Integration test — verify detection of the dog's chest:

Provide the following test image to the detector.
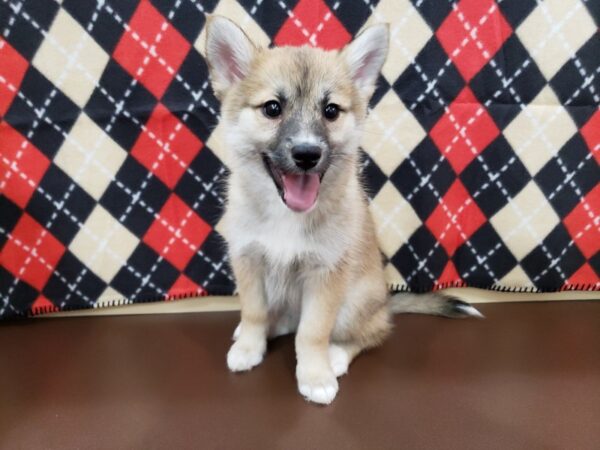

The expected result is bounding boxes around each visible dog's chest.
[263,261,303,308]
[227,205,345,268]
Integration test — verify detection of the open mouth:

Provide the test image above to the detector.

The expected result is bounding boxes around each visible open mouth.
[262,154,321,213]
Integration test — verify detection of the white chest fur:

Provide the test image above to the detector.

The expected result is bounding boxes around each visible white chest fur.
[224,197,350,270]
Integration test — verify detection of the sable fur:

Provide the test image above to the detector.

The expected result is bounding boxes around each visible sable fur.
[205,16,481,405]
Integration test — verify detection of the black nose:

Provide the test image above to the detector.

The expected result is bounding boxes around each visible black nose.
[291,144,321,170]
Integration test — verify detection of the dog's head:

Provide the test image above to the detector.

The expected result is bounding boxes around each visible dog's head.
[205,16,388,213]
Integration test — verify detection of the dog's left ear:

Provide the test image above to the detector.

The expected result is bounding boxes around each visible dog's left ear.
[205,15,256,98]
[341,24,389,98]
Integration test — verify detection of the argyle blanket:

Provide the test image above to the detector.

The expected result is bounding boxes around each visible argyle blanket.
[0,0,598,319]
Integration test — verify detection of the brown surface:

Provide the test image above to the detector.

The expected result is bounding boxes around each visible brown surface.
[1,301,599,450]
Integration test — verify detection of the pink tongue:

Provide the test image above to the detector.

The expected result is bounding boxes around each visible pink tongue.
[282,174,320,212]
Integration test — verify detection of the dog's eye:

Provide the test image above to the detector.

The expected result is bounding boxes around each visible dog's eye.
[323,103,340,121]
[263,100,282,118]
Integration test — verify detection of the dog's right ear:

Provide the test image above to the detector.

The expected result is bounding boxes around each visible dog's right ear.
[205,15,256,98]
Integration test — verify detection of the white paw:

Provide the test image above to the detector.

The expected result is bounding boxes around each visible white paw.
[226,340,265,372]
[329,344,350,377]
[297,369,339,405]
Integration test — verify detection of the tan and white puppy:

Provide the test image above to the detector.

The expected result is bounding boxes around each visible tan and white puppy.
[205,16,482,405]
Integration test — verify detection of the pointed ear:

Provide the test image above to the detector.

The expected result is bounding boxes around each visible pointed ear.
[205,16,256,98]
[341,24,389,98]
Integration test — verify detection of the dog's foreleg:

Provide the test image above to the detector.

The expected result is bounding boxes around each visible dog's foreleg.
[227,253,268,372]
[295,270,345,405]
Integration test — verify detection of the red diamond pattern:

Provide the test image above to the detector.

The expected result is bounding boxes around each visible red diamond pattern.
[430,87,500,174]
[426,180,486,256]
[168,274,204,299]
[436,0,512,82]
[0,214,65,291]
[0,0,598,318]
[131,104,202,189]
[274,0,351,50]
[113,0,190,98]
[143,194,211,271]
[567,264,598,285]
[581,110,600,164]
[0,122,50,208]
[564,185,600,260]
[0,39,28,117]
[437,260,461,285]
[31,294,55,312]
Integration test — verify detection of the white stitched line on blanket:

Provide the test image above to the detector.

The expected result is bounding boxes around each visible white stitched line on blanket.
[363,1,501,282]
[101,2,215,112]
[122,0,215,297]
[47,0,214,114]
[2,0,224,200]
[537,0,599,103]
[431,3,597,282]
[0,102,232,312]
[366,0,583,163]
[452,2,569,282]
[369,0,594,285]
[0,2,231,296]
[0,0,26,194]
[238,0,262,29]
[370,198,437,282]
[310,1,340,47]
[59,2,182,306]
[0,1,105,313]
[364,0,586,163]
[453,2,598,281]
[367,0,596,283]
[130,168,226,298]
[363,0,500,155]
[248,0,264,16]
[453,152,597,282]
[1,3,115,311]
[366,4,501,282]
[1,0,20,38]
[0,151,232,285]
[2,158,233,295]
[0,5,224,202]
[277,1,311,40]
[0,226,94,306]
[402,1,594,283]
[185,0,205,14]
[0,91,229,276]
[0,221,174,303]
[46,2,107,308]
[52,0,229,303]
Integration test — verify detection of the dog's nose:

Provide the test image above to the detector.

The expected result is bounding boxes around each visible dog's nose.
[291,144,321,170]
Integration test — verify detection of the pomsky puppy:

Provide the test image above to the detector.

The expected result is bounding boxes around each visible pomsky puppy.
[205,16,482,405]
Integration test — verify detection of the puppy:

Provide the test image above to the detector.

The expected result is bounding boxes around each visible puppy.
[205,16,482,405]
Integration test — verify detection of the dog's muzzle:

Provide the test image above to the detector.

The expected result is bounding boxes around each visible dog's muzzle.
[262,154,323,213]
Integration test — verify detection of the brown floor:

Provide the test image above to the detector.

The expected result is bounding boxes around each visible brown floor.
[1,301,599,450]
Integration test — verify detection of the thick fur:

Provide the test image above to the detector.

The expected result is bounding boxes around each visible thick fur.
[206,16,481,405]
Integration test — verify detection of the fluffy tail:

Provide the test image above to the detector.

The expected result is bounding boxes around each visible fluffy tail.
[390,292,484,319]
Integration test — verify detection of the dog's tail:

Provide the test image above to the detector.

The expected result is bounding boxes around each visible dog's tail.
[390,292,484,319]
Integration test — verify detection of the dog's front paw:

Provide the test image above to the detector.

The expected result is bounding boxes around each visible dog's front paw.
[227,340,265,372]
[297,366,339,405]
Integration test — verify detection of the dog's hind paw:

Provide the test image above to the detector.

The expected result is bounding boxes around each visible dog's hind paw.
[329,344,350,377]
